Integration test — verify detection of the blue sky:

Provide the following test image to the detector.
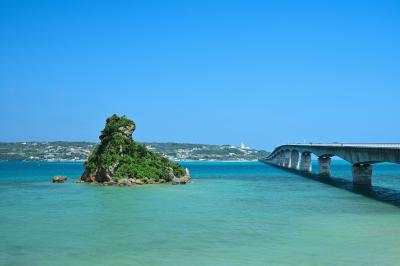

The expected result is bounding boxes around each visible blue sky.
[1,0,399,150]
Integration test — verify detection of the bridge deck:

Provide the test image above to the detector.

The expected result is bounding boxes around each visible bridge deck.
[261,143,400,186]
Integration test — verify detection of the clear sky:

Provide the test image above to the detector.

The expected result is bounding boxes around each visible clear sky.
[1,0,399,150]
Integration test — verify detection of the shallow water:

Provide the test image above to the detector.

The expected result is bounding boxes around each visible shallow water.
[1,161,400,266]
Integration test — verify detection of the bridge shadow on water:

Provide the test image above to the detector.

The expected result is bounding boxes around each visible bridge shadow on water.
[269,164,400,208]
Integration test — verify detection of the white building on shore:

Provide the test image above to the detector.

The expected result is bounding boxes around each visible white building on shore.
[240,142,250,150]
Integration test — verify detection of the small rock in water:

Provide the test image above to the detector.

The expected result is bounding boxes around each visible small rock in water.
[52,176,68,183]
[147,179,156,184]
[171,168,192,185]
[117,179,131,186]
[134,179,144,185]
[103,181,116,186]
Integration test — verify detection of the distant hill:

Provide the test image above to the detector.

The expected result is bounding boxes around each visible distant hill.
[0,141,269,162]
[145,142,269,161]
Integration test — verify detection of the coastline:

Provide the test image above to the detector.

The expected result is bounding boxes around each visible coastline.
[177,160,259,163]
[0,159,260,163]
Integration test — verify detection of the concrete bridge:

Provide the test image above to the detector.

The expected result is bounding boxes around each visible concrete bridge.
[260,144,400,186]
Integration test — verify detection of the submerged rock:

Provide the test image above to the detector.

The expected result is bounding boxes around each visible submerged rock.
[52,176,68,183]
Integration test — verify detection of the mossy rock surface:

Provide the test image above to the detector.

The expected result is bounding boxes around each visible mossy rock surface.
[81,115,185,183]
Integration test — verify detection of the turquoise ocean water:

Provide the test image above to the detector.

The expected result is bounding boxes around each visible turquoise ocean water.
[1,161,400,266]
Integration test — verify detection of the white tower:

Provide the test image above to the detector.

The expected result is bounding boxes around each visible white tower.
[240,142,245,149]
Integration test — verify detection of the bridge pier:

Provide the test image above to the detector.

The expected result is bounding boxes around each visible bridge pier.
[278,151,284,167]
[284,150,291,168]
[291,150,300,170]
[300,152,312,172]
[352,164,372,186]
[279,157,284,167]
[318,156,331,177]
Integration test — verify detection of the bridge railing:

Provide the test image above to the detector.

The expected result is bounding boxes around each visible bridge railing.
[288,143,400,148]
[263,143,400,160]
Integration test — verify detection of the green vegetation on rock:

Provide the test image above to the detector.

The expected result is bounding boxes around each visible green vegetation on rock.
[81,115,185,183]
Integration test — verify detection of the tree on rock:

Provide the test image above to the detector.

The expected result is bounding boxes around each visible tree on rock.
[80,114,186,183]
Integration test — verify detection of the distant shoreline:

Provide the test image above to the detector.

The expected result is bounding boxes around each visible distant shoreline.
[0,160,260,163]
[0,142,269,162]
[177,160,259,163]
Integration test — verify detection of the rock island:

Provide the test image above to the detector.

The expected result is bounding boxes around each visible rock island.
[80,115,191,186]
